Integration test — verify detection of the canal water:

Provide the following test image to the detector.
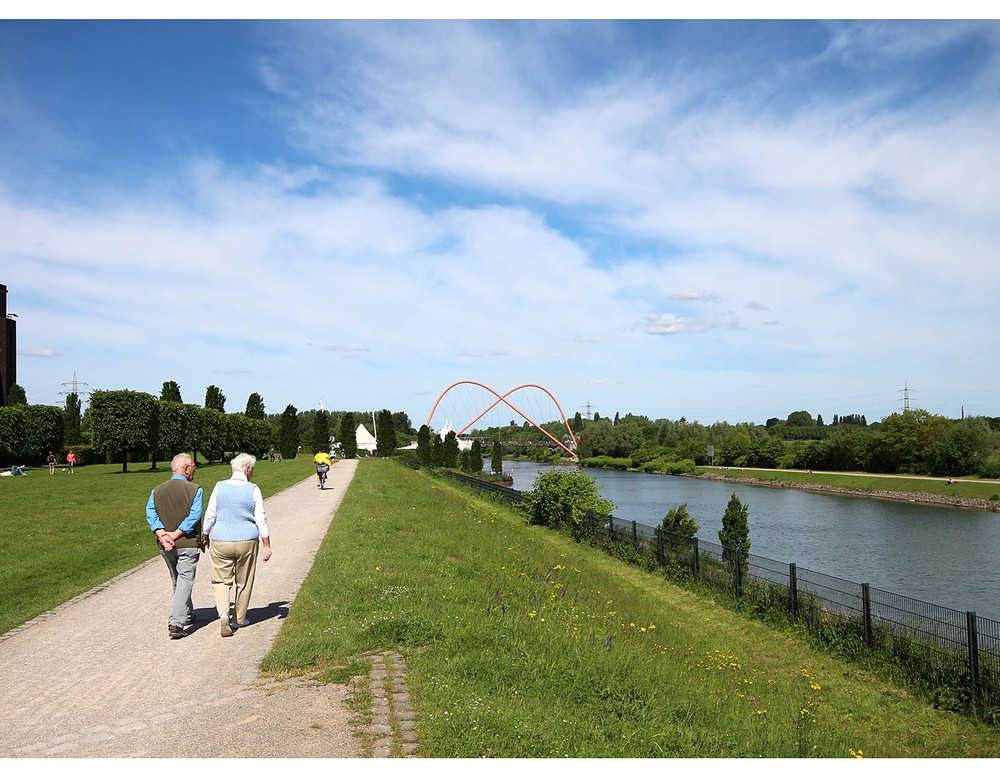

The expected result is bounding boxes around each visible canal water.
[503,461,1000,622]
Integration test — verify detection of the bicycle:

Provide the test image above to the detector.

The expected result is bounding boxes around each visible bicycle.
[317,463,329,490]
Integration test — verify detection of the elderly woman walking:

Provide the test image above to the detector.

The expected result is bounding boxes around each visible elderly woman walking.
[202,453,273,637]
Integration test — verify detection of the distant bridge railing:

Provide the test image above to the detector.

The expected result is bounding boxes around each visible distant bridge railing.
[439,468,1000,721]
[469,440,565,448]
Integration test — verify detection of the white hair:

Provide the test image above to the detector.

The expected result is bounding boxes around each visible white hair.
[230,453,257,473]
[170,453,193,473]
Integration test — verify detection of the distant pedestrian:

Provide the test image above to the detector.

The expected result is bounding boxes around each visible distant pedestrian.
[145,453,205,639]
[202,453,272,637]
[47,451,56,475]
[66,449,76,473]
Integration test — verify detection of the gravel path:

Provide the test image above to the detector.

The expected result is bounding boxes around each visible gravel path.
[0,459,376,759]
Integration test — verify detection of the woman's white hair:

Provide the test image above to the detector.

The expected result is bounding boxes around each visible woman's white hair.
[230,452,257,473]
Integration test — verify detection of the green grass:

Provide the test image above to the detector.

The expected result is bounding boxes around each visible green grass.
[262,459,1000,757]
[699,466,1000,501]
[0,456,314,636]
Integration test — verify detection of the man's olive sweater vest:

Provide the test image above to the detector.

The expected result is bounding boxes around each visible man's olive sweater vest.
[153,478,202,549]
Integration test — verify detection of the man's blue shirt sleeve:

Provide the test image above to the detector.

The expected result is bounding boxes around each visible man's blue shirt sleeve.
[145,489,163,533]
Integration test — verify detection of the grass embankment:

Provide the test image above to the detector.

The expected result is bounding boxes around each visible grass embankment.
[698,467,1000,506]
[0,457,313,636]
[262,459,1000,757]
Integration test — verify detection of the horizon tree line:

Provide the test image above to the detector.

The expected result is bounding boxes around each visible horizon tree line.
[0,380,416,469]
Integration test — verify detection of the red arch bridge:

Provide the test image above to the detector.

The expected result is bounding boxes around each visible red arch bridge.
[425,380,580,460]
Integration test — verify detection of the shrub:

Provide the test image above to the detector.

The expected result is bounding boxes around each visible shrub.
[519,469,615,532]
[393,450,422,470]
[977,455,1000,480]
[60,445,100,467]
[578,456,631,470]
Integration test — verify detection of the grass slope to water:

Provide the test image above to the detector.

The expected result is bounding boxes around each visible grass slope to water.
[0,457,314,636]
[263,459,1000,758]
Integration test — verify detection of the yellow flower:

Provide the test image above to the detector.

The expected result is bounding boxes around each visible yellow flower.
[850,748,864,759]
[375,566,381,571]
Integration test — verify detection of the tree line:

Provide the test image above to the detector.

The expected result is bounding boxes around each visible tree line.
[0,381,416,470]
[474,408,1000,479]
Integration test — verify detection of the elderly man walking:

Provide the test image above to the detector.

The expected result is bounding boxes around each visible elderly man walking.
[146,453,204,639]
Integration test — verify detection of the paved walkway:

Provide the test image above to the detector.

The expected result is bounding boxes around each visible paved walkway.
[0,459,382,759]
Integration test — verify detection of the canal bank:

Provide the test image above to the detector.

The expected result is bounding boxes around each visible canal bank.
[695,471,1000,512]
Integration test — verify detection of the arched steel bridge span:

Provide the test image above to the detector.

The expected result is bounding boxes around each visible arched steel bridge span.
[426,380,579,460]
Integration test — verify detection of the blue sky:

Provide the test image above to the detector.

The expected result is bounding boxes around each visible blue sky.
[3,16,1000,430]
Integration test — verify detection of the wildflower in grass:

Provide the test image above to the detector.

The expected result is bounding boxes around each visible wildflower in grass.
[528,610,537,619]
[810,682,821,691]
[850,748,864,758]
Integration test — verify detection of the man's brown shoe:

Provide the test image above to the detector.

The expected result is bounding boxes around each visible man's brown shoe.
[168,625,186,639]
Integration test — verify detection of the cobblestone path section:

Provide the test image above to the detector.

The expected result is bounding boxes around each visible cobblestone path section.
[367,650,420,758]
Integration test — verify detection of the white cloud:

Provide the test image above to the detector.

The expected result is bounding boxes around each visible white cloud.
[642,314,720,336]
[670,288,723,304]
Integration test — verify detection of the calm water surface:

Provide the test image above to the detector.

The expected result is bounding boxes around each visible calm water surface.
[504,461,1000,621]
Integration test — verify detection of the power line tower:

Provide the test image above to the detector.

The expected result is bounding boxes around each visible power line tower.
[899,382,911,413]
[60,371,91,400]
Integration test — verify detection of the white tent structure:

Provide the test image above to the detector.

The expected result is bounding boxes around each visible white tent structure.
[356,423,378,454]
[438,423,473,451]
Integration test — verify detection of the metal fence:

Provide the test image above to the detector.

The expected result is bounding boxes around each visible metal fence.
[442,469,1000,716]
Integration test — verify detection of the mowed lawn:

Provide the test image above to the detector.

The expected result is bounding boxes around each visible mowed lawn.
[0,456,313,637]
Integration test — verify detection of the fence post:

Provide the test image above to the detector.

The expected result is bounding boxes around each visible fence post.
[861,583,873,648]
[691,537,700,582]
[656,527,664,566]
[735,549,743,598]
[632,520,638,549]
[789,563,798,618]
[967,611,980,714]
